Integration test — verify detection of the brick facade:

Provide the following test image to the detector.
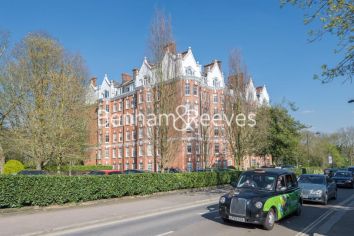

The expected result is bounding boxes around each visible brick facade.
[87,44,271,171]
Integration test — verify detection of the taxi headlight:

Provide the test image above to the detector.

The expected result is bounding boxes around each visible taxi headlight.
[220,197,226,204]
[255,201,263,209]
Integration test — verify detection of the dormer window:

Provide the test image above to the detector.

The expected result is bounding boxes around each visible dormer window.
[143,76,151,86]
[213,78,220,88]
[185,67,194,76]
[104,90,110,98]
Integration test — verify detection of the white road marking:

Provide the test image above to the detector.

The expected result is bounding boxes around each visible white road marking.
[156,231,174,236]
[295,195,354,236]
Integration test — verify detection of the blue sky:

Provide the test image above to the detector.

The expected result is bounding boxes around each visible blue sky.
[1,0,353,133]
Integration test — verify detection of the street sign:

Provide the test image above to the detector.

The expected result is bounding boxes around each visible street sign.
[328,155,332,164]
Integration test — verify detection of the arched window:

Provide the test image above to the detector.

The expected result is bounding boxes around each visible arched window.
[213,78,220,88]
[143,76,151,85]
[185,67,194,76]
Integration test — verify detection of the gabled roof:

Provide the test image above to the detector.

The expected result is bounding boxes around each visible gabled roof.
[256,86,263,94]
[181,50,188,58]
[203,60,221,74]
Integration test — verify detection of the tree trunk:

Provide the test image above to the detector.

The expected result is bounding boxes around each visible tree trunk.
[36,161,42,170]
[0,144,5,174]
[69,161,72,176]
[57,162,61,175]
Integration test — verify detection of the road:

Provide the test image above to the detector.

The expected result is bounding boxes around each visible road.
[58,188,354,236]
[1,187,353,236]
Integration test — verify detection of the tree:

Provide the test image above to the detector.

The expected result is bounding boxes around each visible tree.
[2,33,89,170]
[199,91,212,169]
[266,106,304,165]
[334,127,354,165]
[251,106,272,160]
[282,0,353,83]
[0,30,10,174]
[224,49,255,169]
[147,9,180,172]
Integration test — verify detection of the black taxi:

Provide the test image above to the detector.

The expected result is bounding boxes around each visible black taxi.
[219,168,302,230]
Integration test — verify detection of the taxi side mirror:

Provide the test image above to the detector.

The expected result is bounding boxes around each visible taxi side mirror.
[231,181,237,188]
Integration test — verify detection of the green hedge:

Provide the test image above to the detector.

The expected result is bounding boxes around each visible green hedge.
[0,171,240,208]
[44,165,113,172]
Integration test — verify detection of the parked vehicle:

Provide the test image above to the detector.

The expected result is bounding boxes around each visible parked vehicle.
[17,170,48,175]
[164,168,183,173]
[347,166,354,176]
[332,171,354,188]
[123,169,146,174]
[219,169,301,230]
[323,168,338,178]
[87,170,122,175]
[298,174,336,205]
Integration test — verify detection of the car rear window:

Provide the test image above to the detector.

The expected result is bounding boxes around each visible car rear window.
[334,172,351,177]
[298,175,325,184]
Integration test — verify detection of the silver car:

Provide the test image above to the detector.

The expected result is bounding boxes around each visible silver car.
[298,174,337,205]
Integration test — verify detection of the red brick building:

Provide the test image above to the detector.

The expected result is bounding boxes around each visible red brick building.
[86,44,271,171]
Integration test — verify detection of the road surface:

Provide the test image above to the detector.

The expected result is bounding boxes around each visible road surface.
[1,187,353,236]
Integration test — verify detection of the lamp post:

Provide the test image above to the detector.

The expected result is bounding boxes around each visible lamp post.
[306,132,310,167]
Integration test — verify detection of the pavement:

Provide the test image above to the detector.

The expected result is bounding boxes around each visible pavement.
[0,186,353,236]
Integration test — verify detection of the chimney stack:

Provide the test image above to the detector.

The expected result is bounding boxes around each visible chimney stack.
[163,42,176,54]
[121,73,132,83]
[132,68,139,80]
[90,77,97,87]
[216,60,222,71]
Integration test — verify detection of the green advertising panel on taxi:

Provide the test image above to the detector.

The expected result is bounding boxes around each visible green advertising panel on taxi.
[219,168,302,230]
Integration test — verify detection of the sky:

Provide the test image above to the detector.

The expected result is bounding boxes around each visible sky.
[1,0,353,133]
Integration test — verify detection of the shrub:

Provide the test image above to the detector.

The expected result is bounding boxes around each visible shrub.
[0,171,240,208]
[3,160,25,175]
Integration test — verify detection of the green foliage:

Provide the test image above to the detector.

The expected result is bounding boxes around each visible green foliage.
[327,144,347,167]
[297,131,349,168]
[282,0,353,83]
[44,165,113,172]
[0,171,241,208]
[294,167,324,176]
[3,160,24,175]
[265,106,304,165]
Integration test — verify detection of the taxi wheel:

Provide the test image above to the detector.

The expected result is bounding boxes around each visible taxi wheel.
[263,208,275,230]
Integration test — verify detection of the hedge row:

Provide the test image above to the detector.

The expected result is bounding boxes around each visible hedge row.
[0,171,240,208]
